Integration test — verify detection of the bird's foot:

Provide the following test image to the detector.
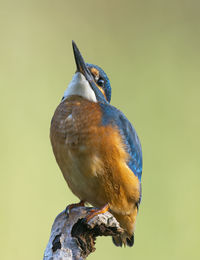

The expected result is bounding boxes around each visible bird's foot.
[65,200,85,217]
[84,203,110,223]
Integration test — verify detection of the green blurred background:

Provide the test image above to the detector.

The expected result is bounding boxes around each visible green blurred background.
[1,0,200,259]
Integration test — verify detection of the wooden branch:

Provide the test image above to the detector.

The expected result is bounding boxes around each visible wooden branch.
[43,207,124,260]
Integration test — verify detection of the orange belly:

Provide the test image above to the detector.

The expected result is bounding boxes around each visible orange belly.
[50,96,140,234]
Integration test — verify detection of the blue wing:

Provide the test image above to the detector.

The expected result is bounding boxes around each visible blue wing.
[100,103,142,182]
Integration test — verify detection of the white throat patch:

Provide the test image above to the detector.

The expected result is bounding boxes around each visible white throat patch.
[62,72,97,102]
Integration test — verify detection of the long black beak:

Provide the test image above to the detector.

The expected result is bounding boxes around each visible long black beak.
[72,41,93,82]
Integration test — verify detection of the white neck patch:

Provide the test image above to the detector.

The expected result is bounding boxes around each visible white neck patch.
[62,72,97,102]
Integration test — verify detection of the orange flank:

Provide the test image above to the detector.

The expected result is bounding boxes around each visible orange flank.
[50,96,140,236]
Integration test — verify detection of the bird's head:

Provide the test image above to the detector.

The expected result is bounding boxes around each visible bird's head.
[62,41,111,103]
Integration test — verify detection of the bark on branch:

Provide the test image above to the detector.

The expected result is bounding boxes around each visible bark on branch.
[43,207,124,260]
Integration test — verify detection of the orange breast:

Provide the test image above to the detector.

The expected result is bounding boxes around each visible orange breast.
[50,96,107,205]
[50,96,140,231]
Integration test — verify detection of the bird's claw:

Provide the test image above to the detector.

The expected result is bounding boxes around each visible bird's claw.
[65,200,85,218]
[82,204,110,223]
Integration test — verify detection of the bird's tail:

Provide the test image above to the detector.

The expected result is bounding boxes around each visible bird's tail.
[112,233,134,247]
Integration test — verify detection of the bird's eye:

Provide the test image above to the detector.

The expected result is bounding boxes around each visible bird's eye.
[97,78,104,87]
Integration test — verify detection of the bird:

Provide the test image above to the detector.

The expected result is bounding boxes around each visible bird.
[50,41,142,247]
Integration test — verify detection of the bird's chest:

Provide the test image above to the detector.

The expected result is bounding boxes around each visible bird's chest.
[50,97,105,202]
[51,97,102,149]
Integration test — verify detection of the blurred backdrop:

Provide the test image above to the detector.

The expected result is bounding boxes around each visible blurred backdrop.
[1,0,200,259]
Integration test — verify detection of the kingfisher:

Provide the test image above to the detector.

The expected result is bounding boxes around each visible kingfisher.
[50,41,142,247]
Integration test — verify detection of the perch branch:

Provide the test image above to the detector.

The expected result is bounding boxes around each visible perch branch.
[43,206,124,260]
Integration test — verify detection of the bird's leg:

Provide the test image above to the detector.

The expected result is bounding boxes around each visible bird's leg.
[85,203,110,222]
[65,200,85,216]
